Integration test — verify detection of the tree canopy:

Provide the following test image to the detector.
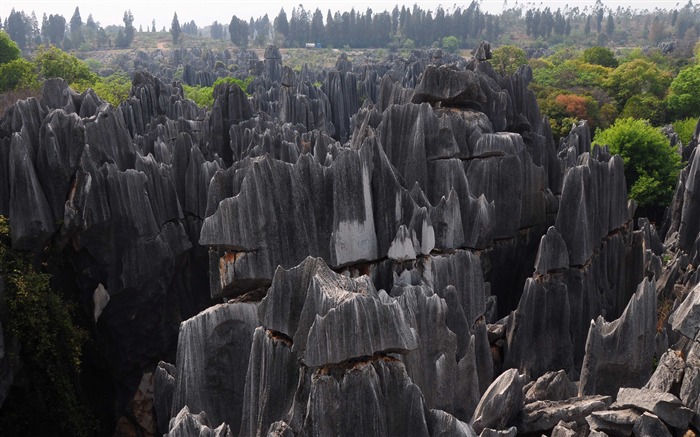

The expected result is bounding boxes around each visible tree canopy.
[0,31,21,65]
[582,46,618,68]
[491,45,528,75]
[593,117,681,207]
[667,64,700,119]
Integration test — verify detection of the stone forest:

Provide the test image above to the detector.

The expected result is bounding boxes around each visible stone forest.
[1,12,700,436]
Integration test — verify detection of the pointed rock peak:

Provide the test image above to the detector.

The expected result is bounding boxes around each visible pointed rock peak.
[472,41,492,61]
[534,226,570,275]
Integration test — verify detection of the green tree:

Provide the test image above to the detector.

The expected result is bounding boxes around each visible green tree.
[593,118,681,207]
[170,12,181,44]
[441,35,460,53]
[620,94,666,126]
[0,30,21,64]
[605,59,672,111]
[0,58,39,91]
[491,45,528,75]
[582,46,618,68]
[668,64,700,119]
[34,45,97,84]
[120,10,135,47]
[229,15,249,47]
[69,7,83,46]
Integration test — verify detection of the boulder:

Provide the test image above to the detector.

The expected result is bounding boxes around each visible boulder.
[517,395,612,434]
[632,412,673,437]
[644,349,685,393]
[470,368,525,434]
[612,387,693,430]
[523,370,578,403]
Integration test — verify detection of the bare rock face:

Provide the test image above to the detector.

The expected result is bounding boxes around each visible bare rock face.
[644,349,685,393]
[534,226,569,275]
[579,278,657,397]
[154,361,177,434]
[505,278,574,379]
[669,282,700,342]
[412,65,487,108]
[304,358,430,436]
[171,302,259,431]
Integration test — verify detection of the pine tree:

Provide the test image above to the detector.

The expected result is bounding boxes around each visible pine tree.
[170,12,181,44]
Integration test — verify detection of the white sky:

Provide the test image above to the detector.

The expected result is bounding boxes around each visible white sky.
[2,1,686,30]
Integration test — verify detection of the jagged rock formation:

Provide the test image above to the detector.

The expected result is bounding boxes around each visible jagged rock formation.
[2,44,699,437]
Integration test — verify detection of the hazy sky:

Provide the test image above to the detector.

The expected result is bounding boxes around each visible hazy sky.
[2,1,686,30]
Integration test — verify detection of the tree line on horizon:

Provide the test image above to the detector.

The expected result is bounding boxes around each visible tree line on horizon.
[2,1,699,52]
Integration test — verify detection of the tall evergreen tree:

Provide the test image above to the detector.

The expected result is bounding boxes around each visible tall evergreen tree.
[122,10,135,47]
[69,7,83,46]
[171,12,181,44]
[274,8,289,41]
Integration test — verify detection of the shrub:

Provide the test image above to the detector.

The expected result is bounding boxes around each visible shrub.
[71,72,132,106]
[672,117,698,146]
[35,45,97,84]
[441,36,460,53]
[0,58,40,92]
[0,216,92,435]
[593,117,681,207]
[183,76,253,109]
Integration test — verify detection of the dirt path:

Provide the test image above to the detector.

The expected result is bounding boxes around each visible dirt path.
[157,42,167,50]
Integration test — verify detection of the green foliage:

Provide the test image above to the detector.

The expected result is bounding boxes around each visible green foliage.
[403,39,415,49]
[183,76,253,108]
[441,36,460,53]
[619,94,666,126]
[582,46,618,68]
[182,83,214,107]
[171,12,182,44]
[35,45,97,84]
[491,45,528,75]
[533,59,611,89]
[667,64,700,119]
[71,72,132,106]
[0,216,91,435]
[593,118,681,207]
[0,58,40,92]
[605,59,672,111]
[0,31,21,65]
[672,117,698,146]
